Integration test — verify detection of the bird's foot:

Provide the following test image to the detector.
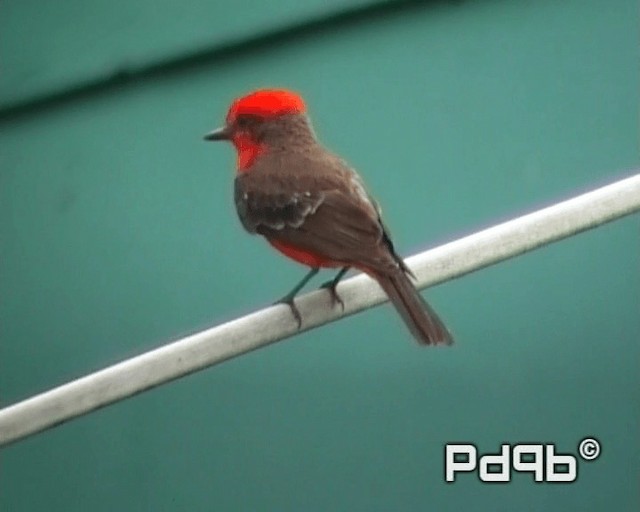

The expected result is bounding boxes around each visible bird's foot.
[274,295,302,328]
[320,280,345,312]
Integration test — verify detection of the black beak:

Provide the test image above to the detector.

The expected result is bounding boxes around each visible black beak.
[203,126,230,141]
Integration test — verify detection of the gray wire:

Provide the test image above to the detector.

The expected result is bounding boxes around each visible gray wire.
[1,172,638,446]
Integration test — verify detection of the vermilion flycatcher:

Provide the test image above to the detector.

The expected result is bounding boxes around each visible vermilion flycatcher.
[205,89,453,345]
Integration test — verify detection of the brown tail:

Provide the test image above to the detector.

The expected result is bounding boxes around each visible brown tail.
[372,267,454,346]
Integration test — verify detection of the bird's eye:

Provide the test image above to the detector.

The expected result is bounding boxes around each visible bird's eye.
[236,115,257,129]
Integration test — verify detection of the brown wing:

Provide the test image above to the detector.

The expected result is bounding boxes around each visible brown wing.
[234,150,400,273]
[234,179,325,233]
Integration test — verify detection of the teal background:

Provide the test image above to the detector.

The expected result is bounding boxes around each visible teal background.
[1,0,638,510]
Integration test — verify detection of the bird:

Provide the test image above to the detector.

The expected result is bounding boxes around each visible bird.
[204,88,453,345]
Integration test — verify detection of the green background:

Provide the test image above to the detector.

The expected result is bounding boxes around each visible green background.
[1,0,638,510]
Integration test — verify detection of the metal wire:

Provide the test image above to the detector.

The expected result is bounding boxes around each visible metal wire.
[1,172,639,446]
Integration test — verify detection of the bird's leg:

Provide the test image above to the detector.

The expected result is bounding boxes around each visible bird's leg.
[274,267,319,327]
[320,266,350,311]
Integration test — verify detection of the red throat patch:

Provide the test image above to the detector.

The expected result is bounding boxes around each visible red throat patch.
[232,132,266,171]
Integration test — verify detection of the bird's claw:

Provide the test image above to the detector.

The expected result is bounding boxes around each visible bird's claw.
[320,280,345,312]
[274,296,302,328]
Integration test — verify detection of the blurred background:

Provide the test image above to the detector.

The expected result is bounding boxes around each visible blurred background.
[1,0,638,510]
